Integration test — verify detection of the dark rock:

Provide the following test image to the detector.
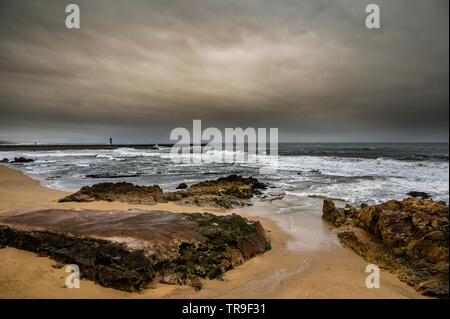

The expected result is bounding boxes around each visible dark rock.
[322,198,449,298]
[176,183,188,189]
[0,158,8,163]
[407,191,432,200]
[0,207,271,292]
[51,262,65,269]
[261,192,286,202]
[11,157,34,163]
[59,175,267,209]
[85,173,141,179]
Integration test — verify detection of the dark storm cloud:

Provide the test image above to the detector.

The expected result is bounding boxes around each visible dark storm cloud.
[0,0,448,143]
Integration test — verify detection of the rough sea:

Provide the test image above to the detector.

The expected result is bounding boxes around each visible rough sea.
[1,143,448,206]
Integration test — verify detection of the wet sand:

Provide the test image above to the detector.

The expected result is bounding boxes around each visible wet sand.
[0,164,425,298]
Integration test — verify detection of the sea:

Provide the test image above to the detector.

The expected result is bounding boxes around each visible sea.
[1,143,448,206]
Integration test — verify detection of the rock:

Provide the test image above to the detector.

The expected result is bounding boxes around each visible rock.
[322,200,341,224]
[85,173,141,178]
[0,158,8,163]
[0,207,271,292]
[11,157,34,163]
[261,192,285,202]
[51,262,65,269]
[322,198,449,298]
[59,175,267,209]
[58,182,166,204]
[407,191,432,200]
[322,200,356,227]
[176,183,188,189]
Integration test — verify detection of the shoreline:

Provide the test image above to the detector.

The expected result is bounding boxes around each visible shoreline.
[0,165,426,298]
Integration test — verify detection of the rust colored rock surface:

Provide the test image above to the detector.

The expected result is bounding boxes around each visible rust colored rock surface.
[58,183,166,204]
[59,175,267,208]
[0,207,271,292]
[322,198,449,298]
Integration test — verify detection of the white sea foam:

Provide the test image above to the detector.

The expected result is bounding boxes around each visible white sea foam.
[1,145,448,205]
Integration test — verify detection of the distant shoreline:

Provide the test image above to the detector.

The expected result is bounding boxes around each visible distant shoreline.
[1,142,448,152]
[0,144,172,151]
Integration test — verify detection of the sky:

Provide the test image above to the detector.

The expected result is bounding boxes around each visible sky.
[0,0,448,144]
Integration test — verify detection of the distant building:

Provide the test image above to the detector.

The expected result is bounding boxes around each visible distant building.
[109,137,112,145]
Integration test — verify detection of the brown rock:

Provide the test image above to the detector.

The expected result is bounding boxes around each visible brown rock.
[59,182,166,204]
[337,227,385,263]
[59,175,267,209]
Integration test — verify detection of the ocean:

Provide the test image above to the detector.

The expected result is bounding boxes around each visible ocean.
[1,143,448,206]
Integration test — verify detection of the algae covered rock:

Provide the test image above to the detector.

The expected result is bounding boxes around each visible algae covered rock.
[0,207,270,292]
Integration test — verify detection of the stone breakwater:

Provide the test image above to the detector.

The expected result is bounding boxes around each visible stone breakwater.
[59,175,267,208]
[322,198,449,298]
[0,207,271,292]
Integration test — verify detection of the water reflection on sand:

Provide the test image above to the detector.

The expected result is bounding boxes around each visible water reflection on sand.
[231,195,343,252]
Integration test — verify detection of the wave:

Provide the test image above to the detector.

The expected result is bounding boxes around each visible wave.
[2,144,448,206]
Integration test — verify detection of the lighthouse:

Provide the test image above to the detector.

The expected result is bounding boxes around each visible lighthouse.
[109,137,112,145]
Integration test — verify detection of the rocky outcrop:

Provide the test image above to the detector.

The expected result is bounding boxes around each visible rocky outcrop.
[85,173,141,179]
[322,198,449,298]
[0,207,271,292]
[59,183,166,204]
[407,191,432,200]
[59,175,267,208]
[0,158,8,163]
[176,183,188,189]
[11,157,34,163]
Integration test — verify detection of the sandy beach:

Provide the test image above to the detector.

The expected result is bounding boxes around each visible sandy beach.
[0,164,425,298]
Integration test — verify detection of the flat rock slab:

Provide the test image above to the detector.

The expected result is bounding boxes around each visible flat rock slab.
[0,207,270,292]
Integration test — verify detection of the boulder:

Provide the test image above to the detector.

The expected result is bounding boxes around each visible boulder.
[0,158,8,163]
[11,157,34,163]
[176,183,188,189]
[407,191,432,200]
[58,182,166,204]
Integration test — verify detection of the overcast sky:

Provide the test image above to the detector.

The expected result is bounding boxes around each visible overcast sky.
[0,0,448,143]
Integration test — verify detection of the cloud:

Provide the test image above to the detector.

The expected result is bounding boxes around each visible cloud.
[0,0,448,143]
